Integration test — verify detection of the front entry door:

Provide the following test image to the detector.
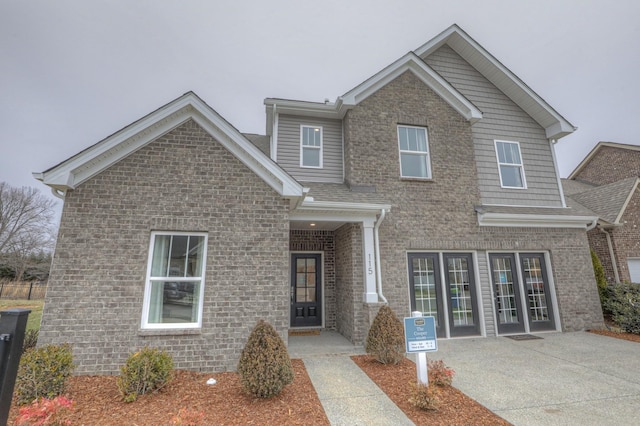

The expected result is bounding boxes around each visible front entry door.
[290,254,322,327]
[489,253,556,334]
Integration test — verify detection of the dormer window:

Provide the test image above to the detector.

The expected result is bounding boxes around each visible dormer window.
[300,125,323,168]
[495,140,526,189]
[398,125,431,179]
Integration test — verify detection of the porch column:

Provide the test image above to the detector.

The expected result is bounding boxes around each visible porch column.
[362,219,378,303]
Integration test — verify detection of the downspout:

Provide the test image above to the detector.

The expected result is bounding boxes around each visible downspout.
[601,226,620,283]
[549,138,567,208]
[374,208,387,303]
[271,104,278,162]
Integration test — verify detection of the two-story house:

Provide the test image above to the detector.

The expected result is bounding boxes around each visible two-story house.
[563,141,640,284]
[34,25,603,375]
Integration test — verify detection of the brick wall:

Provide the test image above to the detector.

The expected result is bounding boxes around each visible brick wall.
[40,119,291,374]
[573,145,640,185]
[335,223,365,343]
[610,188,640,283]
[343,71,603,333]
[289,230,336,329]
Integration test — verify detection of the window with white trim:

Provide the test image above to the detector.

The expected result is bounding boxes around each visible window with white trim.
[300,125,322,168]
[398,125,431,178]
[495,140,526,188]
[142,232,207,329]
[627,258,640,283]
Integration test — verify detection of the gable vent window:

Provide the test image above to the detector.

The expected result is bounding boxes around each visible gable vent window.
[398,125,431,179]
[300,125,323,168]
[495,140,526,189]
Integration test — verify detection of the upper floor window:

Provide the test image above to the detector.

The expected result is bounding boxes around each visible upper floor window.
[142,232,207,329]
[495,140,526,189]
[300,125,323,168]
[398,125,431,179]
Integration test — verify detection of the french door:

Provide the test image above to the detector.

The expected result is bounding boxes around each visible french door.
[489,253,555,333]
[290,254,322,327]
[408,252,480,337]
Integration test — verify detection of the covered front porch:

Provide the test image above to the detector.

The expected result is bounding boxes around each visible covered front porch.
[287,188,390,345]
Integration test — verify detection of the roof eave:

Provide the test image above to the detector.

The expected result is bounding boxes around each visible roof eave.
[477,211,598,229]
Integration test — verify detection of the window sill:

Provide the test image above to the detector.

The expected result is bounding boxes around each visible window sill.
[137,328,202,337]
[400,177,433,182]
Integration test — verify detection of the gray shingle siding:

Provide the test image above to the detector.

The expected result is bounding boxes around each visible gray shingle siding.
[276,114,343,183]
[424,45,563,207]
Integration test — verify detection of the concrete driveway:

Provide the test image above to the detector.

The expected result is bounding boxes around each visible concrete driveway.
[434,332,640,425]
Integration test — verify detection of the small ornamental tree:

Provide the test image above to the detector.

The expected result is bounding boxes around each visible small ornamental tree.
[237,319,294,398]
[365,305,405,364]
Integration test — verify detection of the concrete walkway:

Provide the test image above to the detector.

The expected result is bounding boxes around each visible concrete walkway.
[289,331,414,425]
[289,330,640,426]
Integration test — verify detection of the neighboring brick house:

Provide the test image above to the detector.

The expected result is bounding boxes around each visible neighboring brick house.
[35,24,603,375]
[563,142,640,284]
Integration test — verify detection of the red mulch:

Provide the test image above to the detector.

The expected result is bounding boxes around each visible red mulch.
[9,359,329,425]
[352,355,511,426]
[8,330,638,425]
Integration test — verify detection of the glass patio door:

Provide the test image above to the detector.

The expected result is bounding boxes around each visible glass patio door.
[489,254,526,334]
[408,253,479,337]
[521,254,555,332]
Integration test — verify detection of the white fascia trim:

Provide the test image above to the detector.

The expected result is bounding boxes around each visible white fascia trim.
[415,24,575,140]
[264,98,342,120]
[477,211,598,229]
[340,53,482,124]
[299,199,391,213]
[35,93,304,198]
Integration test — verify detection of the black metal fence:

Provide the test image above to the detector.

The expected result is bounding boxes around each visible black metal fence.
[0,281,47,300]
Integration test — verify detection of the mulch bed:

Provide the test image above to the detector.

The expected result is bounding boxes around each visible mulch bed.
[352,355,511,426]
[9,359,329,425]
[588,328,640,343]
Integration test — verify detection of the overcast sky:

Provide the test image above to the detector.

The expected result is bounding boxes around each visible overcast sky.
[2,1,639,218]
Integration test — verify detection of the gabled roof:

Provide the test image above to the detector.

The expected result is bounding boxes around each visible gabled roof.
[569,176,640,225]
[33,92,304,198]
[265,50,482,129]
[414,24,575,140]
[568,141,640,180]
[266,24,574,140]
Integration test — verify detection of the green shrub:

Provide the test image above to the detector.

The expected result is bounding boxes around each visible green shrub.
[22,329,39,354]
[591,250,608,305]
[605,283,640,334]
[365,305,405,365]
[237,319,294,398]
[428,359,455,386]
[15,344,75,405]
[117,347,174,402]
[408,382,440,411]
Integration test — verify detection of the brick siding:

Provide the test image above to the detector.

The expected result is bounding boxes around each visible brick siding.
[40,120,291,374]
[573,145,640,186]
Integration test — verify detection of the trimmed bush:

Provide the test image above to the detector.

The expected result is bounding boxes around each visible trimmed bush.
[117,347,174,402]
[409,382,440,411]
[605,283,640,334]
[428,359,455,386]
[237,319,294,398]
[365,305,405,364]
[15,344,75,405]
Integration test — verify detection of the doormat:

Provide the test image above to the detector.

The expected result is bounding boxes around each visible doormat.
[288,330,321,336]
[505,334,543,341]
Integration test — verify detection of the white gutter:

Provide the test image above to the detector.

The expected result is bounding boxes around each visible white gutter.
[601,226,620,283]
[374,208,388,303]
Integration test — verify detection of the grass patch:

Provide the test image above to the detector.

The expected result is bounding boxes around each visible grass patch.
[0,299,44,331]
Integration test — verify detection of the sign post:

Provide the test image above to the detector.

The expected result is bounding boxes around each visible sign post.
[404,311,437,386]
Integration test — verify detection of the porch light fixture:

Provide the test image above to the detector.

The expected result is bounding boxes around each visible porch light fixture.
[310,223,316,227]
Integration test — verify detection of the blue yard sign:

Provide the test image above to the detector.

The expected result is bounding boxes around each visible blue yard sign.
[404,315,437,353]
